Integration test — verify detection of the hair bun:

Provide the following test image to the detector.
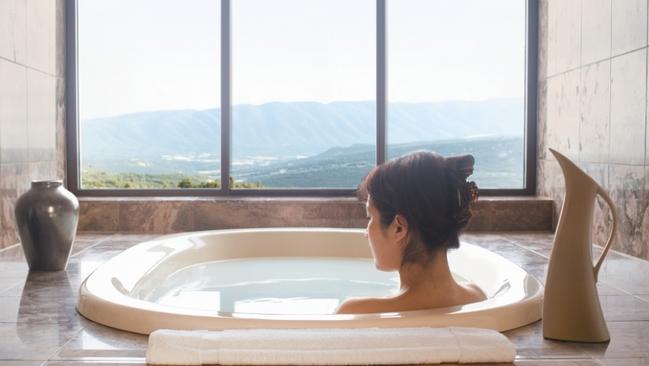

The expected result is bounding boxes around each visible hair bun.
[444,154,478,229]
[444,154,475,181]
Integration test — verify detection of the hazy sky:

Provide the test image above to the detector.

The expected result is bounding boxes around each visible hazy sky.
[79,0,525,120]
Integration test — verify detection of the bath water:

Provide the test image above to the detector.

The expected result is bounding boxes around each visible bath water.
[140,257,403,315]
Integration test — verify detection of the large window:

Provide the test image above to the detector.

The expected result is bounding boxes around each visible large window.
[68,0,536,195]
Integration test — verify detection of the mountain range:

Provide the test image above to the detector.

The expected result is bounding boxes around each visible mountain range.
[80,98,525,188]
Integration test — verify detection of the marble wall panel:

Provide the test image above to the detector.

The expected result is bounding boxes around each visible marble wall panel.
[0,163,28,249]
[191,200,365,231]
[609,48,646,165]
[537,0,549,79]
[55,76,65,180]
[468,199,553,232]
[606,165,646,258]
[0,0,26,63]
[579,60,610,164]
[544,70,581,160]
[78,200,119,233]
[611,0,648,56]
[26,0,56,76]
[54,0,65,78]
[118,201,192,233]
[28,161,57,182]
[546,0,581,76]
[26,69,56,162]
[537,158,564,227]
[536,79,548,161]
[0,164,18,232]
[0,58,28,164]
[581,0,612,65]
[642,166,649,260]
[584,163,613,247]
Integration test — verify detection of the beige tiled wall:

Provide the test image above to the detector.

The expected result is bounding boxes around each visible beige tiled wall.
[0,0,66,250]
[538,0,649,260]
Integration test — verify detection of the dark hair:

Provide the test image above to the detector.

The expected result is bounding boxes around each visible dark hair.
[358,151,478,264]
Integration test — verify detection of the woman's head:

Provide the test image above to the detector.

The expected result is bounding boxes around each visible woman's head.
[359,151,478,269]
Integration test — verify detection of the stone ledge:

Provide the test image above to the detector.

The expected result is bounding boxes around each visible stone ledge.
[78,196,554,233]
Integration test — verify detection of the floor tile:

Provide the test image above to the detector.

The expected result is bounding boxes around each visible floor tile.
[51,320,148,360]
[500,232,555,258]
[0,245,27,261]
[0,295,81,325]
[579,321,649,359]
[597,283,629,296]
[597,255,649,295]
[504,321,593,358]
[0,277,24,294]
[0,322,82,360]
[599,296,649,321]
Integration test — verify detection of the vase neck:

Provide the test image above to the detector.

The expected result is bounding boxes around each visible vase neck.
[32,180,63,189]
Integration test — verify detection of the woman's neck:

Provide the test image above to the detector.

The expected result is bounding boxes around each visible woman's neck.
[398,249,455,292]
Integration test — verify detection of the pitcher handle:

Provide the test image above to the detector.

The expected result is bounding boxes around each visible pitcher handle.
[593,186,617,282]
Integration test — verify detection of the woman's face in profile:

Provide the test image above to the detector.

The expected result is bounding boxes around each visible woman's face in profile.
[366,197,402,271]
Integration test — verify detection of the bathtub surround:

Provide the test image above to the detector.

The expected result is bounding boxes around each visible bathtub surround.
[76,196,553,233]
[0,0,67,251]
[145,327,516,365]
[537,0,649,260]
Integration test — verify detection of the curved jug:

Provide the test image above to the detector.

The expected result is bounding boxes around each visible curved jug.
[543,148,616,342]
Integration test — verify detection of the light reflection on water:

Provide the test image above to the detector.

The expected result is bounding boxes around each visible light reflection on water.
[141,257,402,315]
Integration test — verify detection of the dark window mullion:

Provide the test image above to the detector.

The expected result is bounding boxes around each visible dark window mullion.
[66,0,80,193]
[524,0,538,195]
[377,0,387,166]
[221,0,232,194]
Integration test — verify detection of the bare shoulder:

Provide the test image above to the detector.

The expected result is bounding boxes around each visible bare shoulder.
[335,297,394,314]
[462,282,487,301]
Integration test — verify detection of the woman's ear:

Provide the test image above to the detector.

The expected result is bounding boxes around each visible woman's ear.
[392,214,409,244]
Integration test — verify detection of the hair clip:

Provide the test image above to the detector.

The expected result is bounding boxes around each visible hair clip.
[467,181,479,204]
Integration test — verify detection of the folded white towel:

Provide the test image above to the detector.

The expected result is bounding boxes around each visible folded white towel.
[146,327,516,365]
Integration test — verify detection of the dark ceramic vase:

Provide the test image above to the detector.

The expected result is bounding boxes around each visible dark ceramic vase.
[14,180,80,271]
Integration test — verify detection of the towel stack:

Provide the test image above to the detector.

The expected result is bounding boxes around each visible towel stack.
[146,327,516,365]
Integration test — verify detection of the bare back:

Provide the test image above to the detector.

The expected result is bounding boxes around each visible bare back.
[336,280,486,314]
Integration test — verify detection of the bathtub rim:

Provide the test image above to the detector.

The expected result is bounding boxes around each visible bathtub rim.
[76,228,544,334]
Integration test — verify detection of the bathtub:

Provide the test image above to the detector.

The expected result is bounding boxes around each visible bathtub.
[77,228,543,335]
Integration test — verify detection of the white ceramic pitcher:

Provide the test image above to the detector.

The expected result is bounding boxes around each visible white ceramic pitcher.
[543,148,616,343]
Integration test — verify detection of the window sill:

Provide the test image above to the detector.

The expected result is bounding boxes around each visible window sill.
[78,196,553,234]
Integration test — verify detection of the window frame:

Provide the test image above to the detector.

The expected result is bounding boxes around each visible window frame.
[66,0,538,197]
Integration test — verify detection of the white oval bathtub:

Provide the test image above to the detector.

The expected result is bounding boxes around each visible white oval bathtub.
[77,228,543,335]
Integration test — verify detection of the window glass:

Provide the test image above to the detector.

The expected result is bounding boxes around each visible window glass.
[78,0,221,189]
[387,0,526,188]
[230,0,376,189]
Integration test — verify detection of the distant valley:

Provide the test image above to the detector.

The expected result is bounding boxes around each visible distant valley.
[80,99,525,189]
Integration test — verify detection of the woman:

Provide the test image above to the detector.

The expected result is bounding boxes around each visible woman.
[336,151,486,314]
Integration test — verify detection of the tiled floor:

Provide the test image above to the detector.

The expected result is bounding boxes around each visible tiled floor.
[1,232,649,365]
